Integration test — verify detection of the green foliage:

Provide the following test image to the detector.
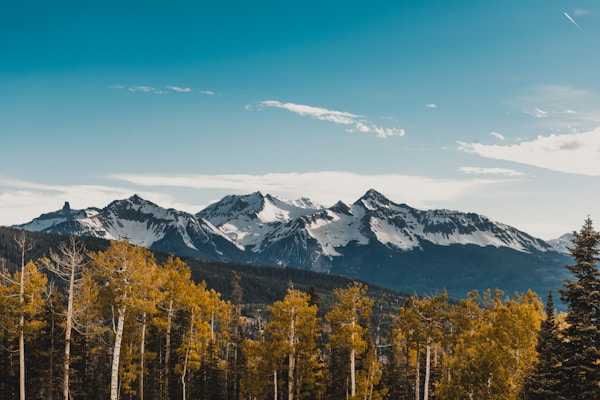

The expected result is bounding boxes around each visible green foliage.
[556,217,600,399]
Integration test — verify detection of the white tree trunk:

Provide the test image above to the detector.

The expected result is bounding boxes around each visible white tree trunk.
[19,314,25,400]
[139,312,147,400]
[110,307,126,400]
[350,346,356,398]
[19,252,25,400]
[181,311,196,400]
[415,356,420,400]
[350,317,356,398]
[424,344,431,400]
[288,305,295,400]
[273,369,278,400]
[164,300,174,400]
[63,266,75,400]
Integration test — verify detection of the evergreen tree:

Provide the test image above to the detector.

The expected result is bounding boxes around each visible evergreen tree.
[523,290,562,399]
[557,217,600,399]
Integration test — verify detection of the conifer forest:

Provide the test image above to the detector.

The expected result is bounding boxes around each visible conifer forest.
[1,218,600,400]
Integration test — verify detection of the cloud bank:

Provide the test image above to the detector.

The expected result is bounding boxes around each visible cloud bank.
[458,128,600,176]
[459,167,524,177]
[258,100,405,138]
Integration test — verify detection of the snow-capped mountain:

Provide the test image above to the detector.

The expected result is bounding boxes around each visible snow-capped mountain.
[14,190,571,298]
[248,189,554,272]
[197,191,324,248]
[15,195,247,261]
[547,233,573,255]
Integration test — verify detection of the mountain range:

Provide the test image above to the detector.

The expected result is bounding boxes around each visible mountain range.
[14,189,573,298]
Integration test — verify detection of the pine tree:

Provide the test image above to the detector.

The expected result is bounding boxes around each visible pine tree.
[523,290,562,399]
[557,217,600,399]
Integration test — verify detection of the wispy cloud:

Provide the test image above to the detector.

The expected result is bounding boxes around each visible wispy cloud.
[166,85,191,93]
[425,103,437,109]
[257,100,405,138]
[200,90,214,95]
[458,167,524,177]
[490,131,505,141]
[457,128,600,176]
[564,11,581,29]
[526,107,549,118]
[506,85,600,130]
[109,85,167,94]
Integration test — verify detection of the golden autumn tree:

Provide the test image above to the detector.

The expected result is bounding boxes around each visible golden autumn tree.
[435,289,542,400]
[88,239,160,400]
[326,281,374,399]
[263,287,323,400]
[45,236,87,400]
[0,232,47,400]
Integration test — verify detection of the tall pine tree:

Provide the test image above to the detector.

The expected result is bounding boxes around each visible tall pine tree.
[558,217,600,399]
[522,290,562,399]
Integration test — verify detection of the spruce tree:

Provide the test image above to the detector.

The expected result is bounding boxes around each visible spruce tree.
[522,290,562,399]
[558,217,600,399]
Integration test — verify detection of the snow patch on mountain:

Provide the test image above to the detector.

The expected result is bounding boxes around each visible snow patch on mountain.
[198,191,324,248]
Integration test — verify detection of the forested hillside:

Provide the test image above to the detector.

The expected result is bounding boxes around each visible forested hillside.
[1,220,599,399]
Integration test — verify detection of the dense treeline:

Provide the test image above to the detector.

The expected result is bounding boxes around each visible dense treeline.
[0,227,408,308]
[0,218,599,399]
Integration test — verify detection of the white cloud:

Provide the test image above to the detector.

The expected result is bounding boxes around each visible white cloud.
[457,128,600,176]
[426,103,437,109]
[166,85,192,93]
[109,85,167,94]
[527,107,549,118]
[128,86,156,93]
[258,100,405,138]
[458,167,524,177]
[489,131,505,141]
[200,90,215,95]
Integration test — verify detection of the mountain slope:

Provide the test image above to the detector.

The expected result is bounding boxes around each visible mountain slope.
[14,190,572,298]
[197,191,324,248]
[15,195,248,261]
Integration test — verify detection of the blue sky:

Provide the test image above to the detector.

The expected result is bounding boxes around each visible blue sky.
[1,1,600,239]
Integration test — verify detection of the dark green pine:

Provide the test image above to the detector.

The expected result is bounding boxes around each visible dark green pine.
[522,290,563,399]
[557,218,600,399]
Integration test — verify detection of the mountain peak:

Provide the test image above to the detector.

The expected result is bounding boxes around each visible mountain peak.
[355,189,392,208]
[128,194,146,203]
[62,201,71,214]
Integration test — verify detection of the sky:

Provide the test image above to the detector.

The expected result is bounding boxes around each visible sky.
[1,0,600,240]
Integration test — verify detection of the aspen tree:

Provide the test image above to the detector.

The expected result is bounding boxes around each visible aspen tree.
[326,282,373,399]
[89,239,158,400]
[46,236,87,400]
[0,232,47,400]
[264,288,322,400]
[174,280,213,400]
